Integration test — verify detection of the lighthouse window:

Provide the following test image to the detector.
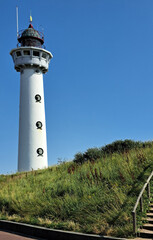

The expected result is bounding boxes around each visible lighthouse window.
[35,69,41,74]
[33,51,39,57]
[24,50,30,56]
[35,94,41,102]
[42,53,47,59]
[16,51,21,57]
[36,121,43,129]
[37,148,44,156]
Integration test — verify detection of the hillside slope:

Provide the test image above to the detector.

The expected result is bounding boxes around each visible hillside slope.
[0,140,153,238]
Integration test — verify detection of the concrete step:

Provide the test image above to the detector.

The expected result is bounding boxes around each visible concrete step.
[146,213,153,218]
[143,223,153,231]
[149,207,153,213]
[139,228,153,238]
[145,217,153,224]
[134,238,153,240]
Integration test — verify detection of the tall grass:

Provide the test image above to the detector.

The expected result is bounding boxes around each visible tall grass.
[0,140,153,238]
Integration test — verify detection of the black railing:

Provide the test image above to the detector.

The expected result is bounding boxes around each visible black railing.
[17,29,44,40]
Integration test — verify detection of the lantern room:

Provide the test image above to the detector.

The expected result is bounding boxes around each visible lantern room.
[18,24,44,47]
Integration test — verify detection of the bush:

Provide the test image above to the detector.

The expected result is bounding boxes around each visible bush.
[74,148,102,164]
[101,140,139,155]
[83,148,102,162]
[74,152,84,164]
[73,140,153,164]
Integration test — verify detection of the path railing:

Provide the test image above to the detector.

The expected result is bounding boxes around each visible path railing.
[132,171,153,235]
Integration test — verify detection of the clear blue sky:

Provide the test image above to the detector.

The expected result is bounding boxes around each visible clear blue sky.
[1,0,153,174]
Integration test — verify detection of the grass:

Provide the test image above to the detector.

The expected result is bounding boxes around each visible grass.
[1,140,153,238]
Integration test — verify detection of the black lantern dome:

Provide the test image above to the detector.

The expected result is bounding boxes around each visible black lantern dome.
[18,24,44,47]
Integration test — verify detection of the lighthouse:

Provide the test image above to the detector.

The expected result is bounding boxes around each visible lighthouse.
[10,18,53,172]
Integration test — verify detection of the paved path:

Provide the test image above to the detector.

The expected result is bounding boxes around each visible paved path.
[0,231,42,240]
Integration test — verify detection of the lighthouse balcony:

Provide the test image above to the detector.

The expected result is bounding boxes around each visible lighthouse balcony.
[10,47,53,73]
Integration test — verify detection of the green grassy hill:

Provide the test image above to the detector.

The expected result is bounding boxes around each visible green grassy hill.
[1,140,153,238]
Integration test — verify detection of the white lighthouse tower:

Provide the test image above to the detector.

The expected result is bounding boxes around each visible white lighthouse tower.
[10,19,53,172]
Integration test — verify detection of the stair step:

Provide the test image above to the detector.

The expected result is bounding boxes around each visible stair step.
[149,207,153,213]
[139,228,153,238]
[146,218,153,223]
[147,213,153,218]
[143,223,153,231]
[134,238,153,240]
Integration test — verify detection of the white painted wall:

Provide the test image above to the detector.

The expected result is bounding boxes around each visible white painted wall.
[10,47,52,172]
[18,68,48,172]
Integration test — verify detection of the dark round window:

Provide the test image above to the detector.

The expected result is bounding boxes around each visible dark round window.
[36,121,43,129]
[35,94,41,102]
[37,148,44,156]
[35,69,40,74]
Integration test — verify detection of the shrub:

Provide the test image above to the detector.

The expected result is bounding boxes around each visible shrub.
[74,148,102,164]
[73,140,153,164]
[74,152,84,164]
[83,148,102,162]
[101,140,140,155]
